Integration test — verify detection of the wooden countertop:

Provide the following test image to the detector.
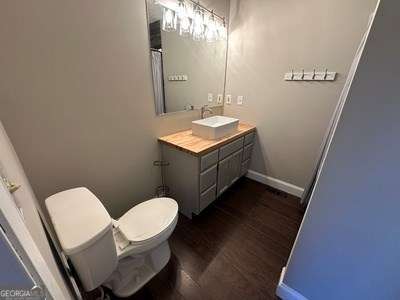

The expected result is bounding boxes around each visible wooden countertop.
[158,123,256,156]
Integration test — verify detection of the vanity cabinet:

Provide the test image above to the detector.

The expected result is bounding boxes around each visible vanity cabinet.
[160,128,255,219]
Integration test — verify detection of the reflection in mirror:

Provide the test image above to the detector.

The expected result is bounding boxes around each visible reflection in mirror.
[146,0,229,115]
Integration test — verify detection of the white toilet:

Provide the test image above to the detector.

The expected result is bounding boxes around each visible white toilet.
[45,187,178,297]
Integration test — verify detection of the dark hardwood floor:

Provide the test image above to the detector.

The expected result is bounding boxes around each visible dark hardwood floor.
[87,178,304,300]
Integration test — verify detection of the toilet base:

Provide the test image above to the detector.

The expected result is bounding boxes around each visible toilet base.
[104,241,171,298]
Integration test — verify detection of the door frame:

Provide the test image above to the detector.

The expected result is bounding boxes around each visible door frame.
[0,180,68,299]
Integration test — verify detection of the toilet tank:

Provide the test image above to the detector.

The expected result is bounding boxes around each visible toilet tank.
[46,187,118,291]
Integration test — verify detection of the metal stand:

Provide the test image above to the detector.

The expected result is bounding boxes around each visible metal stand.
[153,160,170,197]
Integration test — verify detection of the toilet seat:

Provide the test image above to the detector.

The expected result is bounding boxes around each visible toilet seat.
[117,197,178,246]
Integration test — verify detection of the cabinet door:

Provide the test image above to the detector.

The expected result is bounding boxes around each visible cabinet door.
[230,149,243,185]
[217,149,243,196]
[240,159,251,177]
[217,155,231,196]
[243,143,253,162]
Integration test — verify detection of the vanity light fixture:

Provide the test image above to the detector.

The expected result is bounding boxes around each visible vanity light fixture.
[158,0,227,42]
[217,18,227,41]
[162,7,177,32]
[177,0,191,36]
[205,12,218,42]
[191,4,205,41]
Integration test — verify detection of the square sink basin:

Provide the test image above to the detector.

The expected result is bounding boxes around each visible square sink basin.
[192,116,239,140]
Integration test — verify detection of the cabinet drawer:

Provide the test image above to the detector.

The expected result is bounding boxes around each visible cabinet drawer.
[200,164,217,193]
[219,137,244,160]
[200,149,219,172]
[200,184,217,212]
[240,159,251,177]
[243,143,253,162]
[244,132,255,145]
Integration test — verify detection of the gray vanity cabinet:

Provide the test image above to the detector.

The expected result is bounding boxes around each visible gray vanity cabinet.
[162,131,254,218]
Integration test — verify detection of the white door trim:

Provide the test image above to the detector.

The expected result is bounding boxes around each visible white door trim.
[0,181,69,299]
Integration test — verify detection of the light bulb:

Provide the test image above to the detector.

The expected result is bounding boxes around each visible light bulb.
[191,5,205,41]
[217,20,227,41]
[178,0,191,36]
[162,7,177,32]
[205,13,218,43]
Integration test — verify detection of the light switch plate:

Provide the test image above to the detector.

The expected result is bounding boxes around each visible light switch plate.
[237,96,244,105]
[217,94,223,104]
[225,95,232,105]
[208,93,213,102]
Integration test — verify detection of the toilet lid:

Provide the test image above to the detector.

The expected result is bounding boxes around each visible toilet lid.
[46,187,112,255]
[118,198,178,243]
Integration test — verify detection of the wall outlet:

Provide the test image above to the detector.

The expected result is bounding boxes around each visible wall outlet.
[226,95,232,105]
[217,94,223,104]
[237,96,244,105]
[208,93,213,102]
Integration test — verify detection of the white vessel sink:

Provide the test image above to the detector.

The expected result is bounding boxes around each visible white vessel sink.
[192,116,239,140]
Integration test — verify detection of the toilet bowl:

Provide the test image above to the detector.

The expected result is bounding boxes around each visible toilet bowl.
[45,187,178,297]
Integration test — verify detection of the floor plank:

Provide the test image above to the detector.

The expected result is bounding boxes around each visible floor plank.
[84,178,304,300]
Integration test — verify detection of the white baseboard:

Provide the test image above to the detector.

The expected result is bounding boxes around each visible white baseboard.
[276,267,308,300]
[246,170,304,198]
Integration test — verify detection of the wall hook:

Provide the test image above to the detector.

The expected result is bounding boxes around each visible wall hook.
[284,68,336,81]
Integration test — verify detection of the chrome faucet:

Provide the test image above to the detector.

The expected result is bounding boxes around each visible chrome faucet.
[201,105,213,119]
[185,103,194,111]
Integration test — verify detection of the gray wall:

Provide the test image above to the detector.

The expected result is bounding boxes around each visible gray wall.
[283,1,400,299]
[0,0,221,218]
[224,0,377,188]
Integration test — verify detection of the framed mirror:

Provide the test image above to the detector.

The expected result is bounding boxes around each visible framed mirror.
[146,0,229,115]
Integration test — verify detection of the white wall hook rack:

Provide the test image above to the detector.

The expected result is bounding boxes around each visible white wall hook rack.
[284,69,336,81]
